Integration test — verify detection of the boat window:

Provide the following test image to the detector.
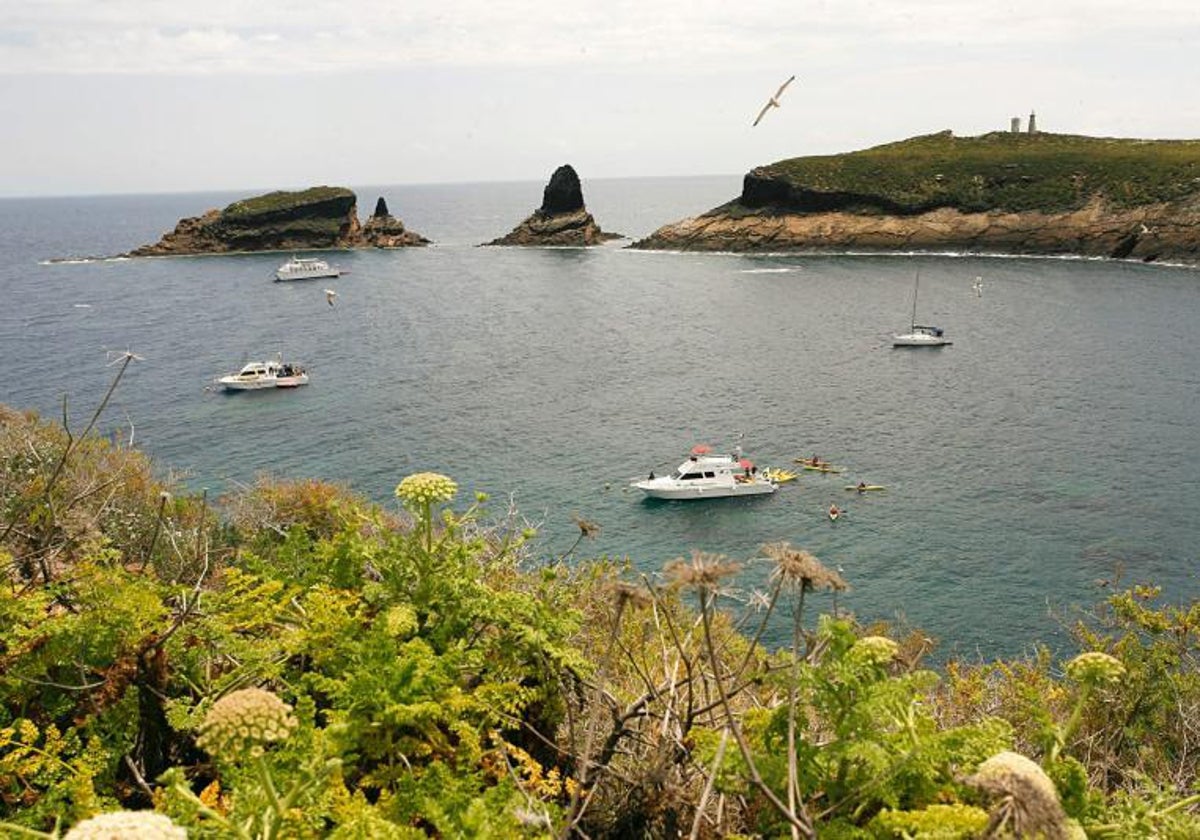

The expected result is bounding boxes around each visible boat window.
[681,472,705,481]
[703,472,715,478]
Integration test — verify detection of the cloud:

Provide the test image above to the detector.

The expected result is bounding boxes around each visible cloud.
[3,0,1195,75]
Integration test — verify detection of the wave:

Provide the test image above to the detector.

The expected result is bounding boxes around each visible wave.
[40,255,131,265]
[617,246,1198,270]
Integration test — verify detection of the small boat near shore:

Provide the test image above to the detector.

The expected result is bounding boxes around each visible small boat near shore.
[217,356,309,391]
[632,444,777,500]
[275,255,341,281]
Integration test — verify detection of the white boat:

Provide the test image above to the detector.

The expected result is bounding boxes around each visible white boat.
[632,445,778,500]
[274,255,340,281]
[893,324,951,347]
[217,357,309,391]
[893,272,951,347]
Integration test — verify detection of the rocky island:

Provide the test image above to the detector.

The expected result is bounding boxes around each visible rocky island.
[632,131,1200,263]
[484,164,622,246]
[126,186,429,256]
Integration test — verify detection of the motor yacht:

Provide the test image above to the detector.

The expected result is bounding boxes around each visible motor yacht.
[632,445,777,500]
[275,256,341,281]
[217,357,309,391]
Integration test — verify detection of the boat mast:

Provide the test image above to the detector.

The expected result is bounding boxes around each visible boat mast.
[910,271,920,331]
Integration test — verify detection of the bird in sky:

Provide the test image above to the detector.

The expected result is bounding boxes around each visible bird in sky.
[752,75,796,127]
[324,289,337,307]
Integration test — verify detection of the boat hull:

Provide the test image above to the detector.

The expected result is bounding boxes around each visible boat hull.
[632,479,777,500]
[275,269,340,281]
[219,378,273,390]
[893,333,952,347]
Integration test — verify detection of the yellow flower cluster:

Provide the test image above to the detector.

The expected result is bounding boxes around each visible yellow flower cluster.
[849,635,899,667]
[1065,651,1126,686]
[483,737,581,800]
[64,810,187,839]
[196,687,298,758]
[394,472,458,508]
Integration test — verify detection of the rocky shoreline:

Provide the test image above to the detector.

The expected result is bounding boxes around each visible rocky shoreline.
[629,194,1200,263]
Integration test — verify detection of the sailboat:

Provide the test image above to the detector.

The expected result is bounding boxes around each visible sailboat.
[893,272,951,347]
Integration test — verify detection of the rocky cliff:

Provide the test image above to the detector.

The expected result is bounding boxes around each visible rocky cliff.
[632,132,1200,263]
[484,165,622,246]
[127,187,428,256]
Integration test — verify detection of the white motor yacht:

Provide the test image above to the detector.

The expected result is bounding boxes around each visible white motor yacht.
[218,357,309,391]
[632,445,778,500]
[275,256,341,281]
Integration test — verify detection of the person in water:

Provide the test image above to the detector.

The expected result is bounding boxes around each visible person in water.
[829,503,841,518]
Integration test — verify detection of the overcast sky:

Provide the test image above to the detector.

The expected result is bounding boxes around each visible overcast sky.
[2,1,1198,197]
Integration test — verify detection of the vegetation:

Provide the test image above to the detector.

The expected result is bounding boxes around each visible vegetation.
[222,187,355,220]
[749,131,1200,215]
[3,370,1199,837]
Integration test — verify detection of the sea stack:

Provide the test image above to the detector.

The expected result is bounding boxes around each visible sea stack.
[362,196,430,248]
[484,165,622,246]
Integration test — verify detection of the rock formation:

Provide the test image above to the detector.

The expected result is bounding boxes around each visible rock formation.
[631,132,1200,263]
[484,165,622,246]
[361,195,430,248]
[126,187,428,256]
[631,195,1200,262]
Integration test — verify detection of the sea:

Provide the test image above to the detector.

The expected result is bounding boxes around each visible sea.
[2,176,1198,662]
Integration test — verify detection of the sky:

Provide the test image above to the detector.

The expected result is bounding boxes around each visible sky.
[1,0,1198,197]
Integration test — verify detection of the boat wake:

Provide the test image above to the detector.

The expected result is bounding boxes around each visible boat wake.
[739,267,802,274]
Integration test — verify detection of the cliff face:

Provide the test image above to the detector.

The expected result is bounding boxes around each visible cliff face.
[484,165,622,246]
[632,195,1200,262]
[127,187,428,256]
[632,132,1200,262]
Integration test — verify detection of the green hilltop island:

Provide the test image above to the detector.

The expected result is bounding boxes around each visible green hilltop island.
[126,186,429,256]
[631,130,1200,263]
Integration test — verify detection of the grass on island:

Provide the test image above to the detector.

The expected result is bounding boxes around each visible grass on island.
[754,131,1200,214]
[222,185,355,219]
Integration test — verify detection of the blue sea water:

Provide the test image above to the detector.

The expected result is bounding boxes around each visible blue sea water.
[2,176,1198,661]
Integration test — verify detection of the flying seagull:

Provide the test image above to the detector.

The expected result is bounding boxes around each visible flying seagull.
[324,288,337,307]
[752,75,796,127]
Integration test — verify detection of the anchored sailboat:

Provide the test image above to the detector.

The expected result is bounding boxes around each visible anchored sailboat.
[893,272,952,347]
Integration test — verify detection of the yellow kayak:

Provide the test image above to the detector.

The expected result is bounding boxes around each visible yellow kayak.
[844,484,886,492]
[763,468,798,483]
[794,457,832,467]
[803,464,843,474]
